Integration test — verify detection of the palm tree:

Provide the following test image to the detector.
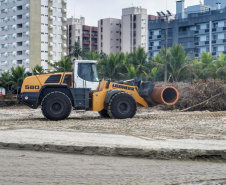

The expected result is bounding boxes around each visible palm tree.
[10,66,27,87]
[127,46,149,77]
[0,71,12,93]
[192,52,214,80]
[98,53,125,80]
[32,65,45,75]
[208,53,226,79]
[167,44,192,82]
[82,51,100,60]
[46,57,73,72]
[149,52,165,81]
[69,41,83,60]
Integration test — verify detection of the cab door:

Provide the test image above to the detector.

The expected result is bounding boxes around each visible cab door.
[74,62,99,91]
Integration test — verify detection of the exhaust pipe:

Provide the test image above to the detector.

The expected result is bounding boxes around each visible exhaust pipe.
[152,86,179,106]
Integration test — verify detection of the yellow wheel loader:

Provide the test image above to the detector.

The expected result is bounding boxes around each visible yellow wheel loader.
[19,60,179,121]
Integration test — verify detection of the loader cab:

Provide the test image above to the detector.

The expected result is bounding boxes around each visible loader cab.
[73,60,99,91]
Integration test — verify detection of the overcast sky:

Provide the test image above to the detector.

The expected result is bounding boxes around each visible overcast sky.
[67,0,202,26]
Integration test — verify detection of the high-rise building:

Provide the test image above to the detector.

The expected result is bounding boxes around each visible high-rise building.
[82,25,98,52]
[148,0,226,58]
[67,17,98,55]
[98,18,121,55]
[121,7,148,53]
[67,17,85,54]
[0,0,67,74]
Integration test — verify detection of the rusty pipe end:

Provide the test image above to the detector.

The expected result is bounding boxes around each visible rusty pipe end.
[152,86,179,106]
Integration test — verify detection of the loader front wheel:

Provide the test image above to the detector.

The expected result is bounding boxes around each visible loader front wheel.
[98,109,110,118]
[41,91,72,121]
[107,93,136,119]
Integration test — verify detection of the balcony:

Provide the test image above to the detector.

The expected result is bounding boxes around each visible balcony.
[83,40,90,45]
[92,27,98,32]
[91,35,98,38]
[83,25,90,31]
[92,42,98,46]
[83,33,90,38]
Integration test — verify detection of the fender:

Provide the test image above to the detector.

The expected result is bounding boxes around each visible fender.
[104,89,123,109]
[19,85,73,109]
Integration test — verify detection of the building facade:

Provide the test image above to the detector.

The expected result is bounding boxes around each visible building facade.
[98,18,121,55]
[67,17,98,55]
[121,7,148,53]
[0,0,67,74]
[67,17,84,55]
[148,0,226,58]
[82,25,98,52]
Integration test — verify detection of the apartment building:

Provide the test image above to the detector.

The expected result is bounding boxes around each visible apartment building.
[82,25,98,52]
[67,17,98,55]
[0,0,67,74]
[148,0,226,58]
[121,7,148,53]
[98,18,121,55]
[67,17,84,54]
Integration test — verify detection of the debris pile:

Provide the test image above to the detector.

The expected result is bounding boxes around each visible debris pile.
[155,80,226,111]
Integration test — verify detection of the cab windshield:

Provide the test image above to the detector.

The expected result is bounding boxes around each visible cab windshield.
[78,63,99,82]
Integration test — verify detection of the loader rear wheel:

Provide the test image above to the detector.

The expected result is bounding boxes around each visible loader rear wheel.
[107,93,136,119]
[98,109,110,118]
[41,91,72,121]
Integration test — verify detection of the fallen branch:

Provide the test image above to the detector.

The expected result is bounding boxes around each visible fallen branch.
[181,93,223,112]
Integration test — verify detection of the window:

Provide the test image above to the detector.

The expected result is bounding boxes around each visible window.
[194,37,199,42]
[17,15,22,19]
[63,75,72,86]
[17,60,22,65]
[8,43,12,48]
[213,35,218,40]
[17,33,22,37]
[17,51,22,55]
[78,63,99,82]
[0,0,5,5]
[213,22,218,28]
[17,42,22,46]
[17,24,22,28]
[17,6,23,10]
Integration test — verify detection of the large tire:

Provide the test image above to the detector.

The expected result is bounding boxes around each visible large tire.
[98,109,110,118]
[107,92,137,119]
[41,91,72,121]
